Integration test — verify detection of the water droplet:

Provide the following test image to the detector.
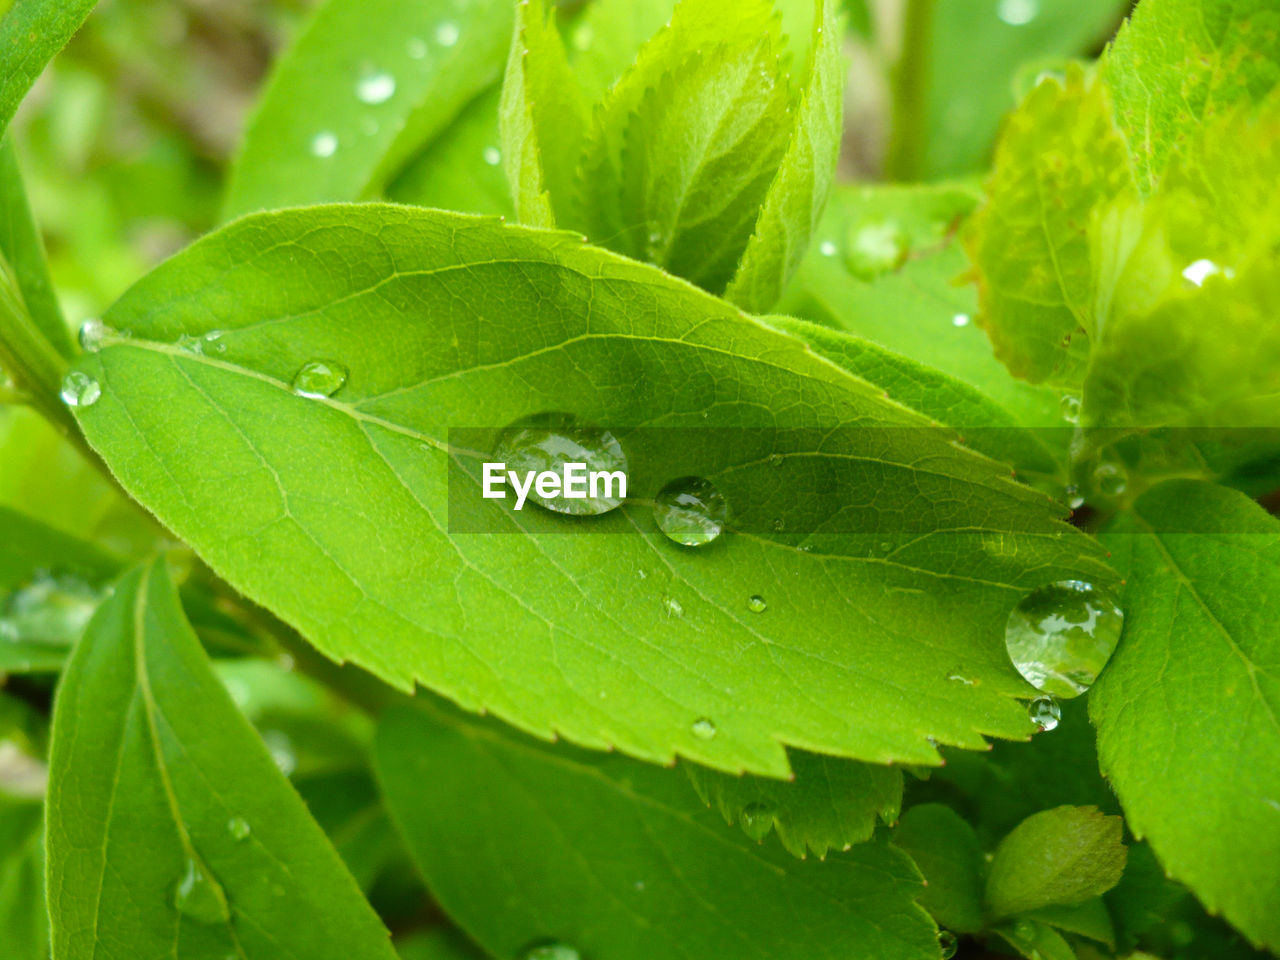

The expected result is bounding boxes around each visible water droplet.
[1006,581,1124,698]
[202,330,227,355]
[1065,484,1084,509]
[1182,258,1233,287]
[356,70,396,105]
[407,37,428,60]
[60,371,101,408]
[174,857,230,924]
[78,318,108,353]
[739,801,775,842]
[1013,918,1037,941]
[767,452,784,467]
[263,730,297,776]
[493,412,629,516]
[1060,394,1081,424]
[1092,459,1128,498]
[1029,696,1060,731]
[997,0,1038,25]
[819,240,838,257]
[521,942,580,960]
[663,596,684,617]
[692,718,717,740]
[483,146,501,166]
[938,930,958,960]
[310,131,339,158]
[227,817,251,841]
[951,313,970,328]
[291,360,348,399]
[845,218,910,280]
[747,595,767,614]
[947,673,975,686]
[653,476,727,547]
[435,21,460,47]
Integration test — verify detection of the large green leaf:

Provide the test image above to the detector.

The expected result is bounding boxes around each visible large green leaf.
[0,0,100,140]
[684,747,901,858]
[0,794,46,960]
[70,206,1113,776]
[224,0,513,217]
[1,137,69,357]
[375,700,940,960]
[1093,480,1280,950]
[45,558,398,959]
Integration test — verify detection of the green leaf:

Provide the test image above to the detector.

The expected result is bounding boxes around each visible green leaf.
[224,0,514,218]
[1,137,69,357]
[499,0,587,228]
[993,918,1079,960]
[562,0,675,105]
[396,927,487,960]
[70,205,1113,776]
[725,0,843,314]
[374,700,940,960]
[684,748,902,858]
[1092,479,1280,950]
[0,0,100,140]
[1025,898,1116,949]
[0,795,47,960]
[892,803,985,934]
[985,805,1128,919]
[46,557,398,959]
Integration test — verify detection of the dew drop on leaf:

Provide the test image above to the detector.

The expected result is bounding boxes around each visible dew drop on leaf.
[483,146,501,166]
[1059,394,1081,425]
[174,857,230,925]
[78,318,108,353]
[997,0,1038,26]
[227,817,251,841]
[434,21,460,47]
[291,360,348,399]
[818,240,838,257]
[1028,696,1060,731]
[653,476,727,547]
[521,942,581,960]
[1065,484,1084,509]
[263,729,297,776]
[60,371,101,408]
[1092,459,1128,498]
[844,218,909,281]
[1005,580,1123,698]
[692,718,717,740]
[739,801,775,842]
[493,413,628,516]
[951,313,970,328]
[938,929,958,959]
[355,70,396,105]
[310,131,339,158]
[747,595,767,614]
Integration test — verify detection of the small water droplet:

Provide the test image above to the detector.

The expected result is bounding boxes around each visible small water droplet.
[747,595,767,614]
[78,318,108,353]
[310,131,339,158]
[739,801,775,842]
[356,70,396,105]
[1060,394,1081,424]
[653,476,727,547]
[435,21,460,47]
[947,672,974,686]
[202,330,227,355]
[819,240,838,257]
[291,360,348,399]
[692,717,717,740]
[938,930,958,960]
[1013,918,1037,941]
[664,596,684,617]
[494,413,629,516]
[997,0,1038,25]
[1006,580,1123,698]
[951,313,970,327]
[407,37,428,60]
[60,371,101,408]
[1182,258,1233,287]
[1029,696,1060,731]
[174,857,229,924]
[227,817,251,841]
[521,942,580,960]
[263,730,297,776]
[483,146,501,166]
[845,218,910,280]
[1065,484,1085,509]
[1092,459,1128,498]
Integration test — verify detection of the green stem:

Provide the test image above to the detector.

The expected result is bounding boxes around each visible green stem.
[0,257,79,439]
[885,0,935,182]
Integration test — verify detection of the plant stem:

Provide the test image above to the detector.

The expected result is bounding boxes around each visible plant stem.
[885,0,935,182]
[0,259,77,434]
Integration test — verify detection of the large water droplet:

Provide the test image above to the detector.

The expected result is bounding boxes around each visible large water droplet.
[310,131,339,158]
[227,817,251,842]
[692,718,717,740]
[653,476,727,547]
[60,371,101,408]
[493,413,628,516]
[521,942,580,960]
[845,218,910,280]
[291,360,348,399]
[435,21,460,47]
[938,930,958,960]
[747,595,767,614]
[1005,581,1124,699]
[1029,696,1060,731]
[356,70,396,105]
[174,857,230,924]
[739,801,775,842]
[997,0,1038,25]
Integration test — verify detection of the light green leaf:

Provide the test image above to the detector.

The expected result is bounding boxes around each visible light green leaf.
[374,700,941,960]
[46,558,398,959]
[725,0,842,314]
[0,0,100,140]
[0,795,46,960]
[1,137,69,357]
[563,0,675,104]
[1093,479,1280,950]
[224,0,513,218]
[70,205,1114,775]
[684,748,901,858]
[500,0,587,228]
[893,803,985,934]
[985,805,1127,919]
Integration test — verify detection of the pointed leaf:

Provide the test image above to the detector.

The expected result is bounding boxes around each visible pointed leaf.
[1,137,69,357]
[893,803,985,934]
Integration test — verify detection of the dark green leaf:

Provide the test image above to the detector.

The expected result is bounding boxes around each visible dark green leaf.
[1024,898,1115,948]
[893,803,985,934]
